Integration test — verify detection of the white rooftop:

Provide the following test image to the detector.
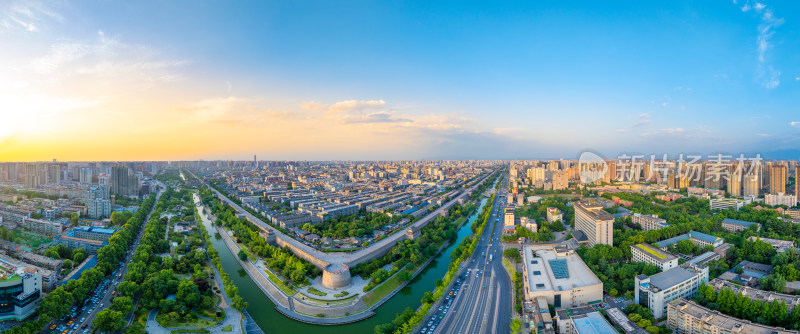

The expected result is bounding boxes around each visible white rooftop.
[524,244,601,293]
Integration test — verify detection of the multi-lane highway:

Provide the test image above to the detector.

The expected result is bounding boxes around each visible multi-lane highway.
[48,183,164,334]
[423,174,512,334]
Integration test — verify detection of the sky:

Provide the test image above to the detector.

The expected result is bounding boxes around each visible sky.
[1,0,799,161]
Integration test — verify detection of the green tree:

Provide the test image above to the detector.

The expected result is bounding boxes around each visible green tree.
[111,296,133,315]
[238,250,248,261]
[94,309,125,332]
[510,318,522,334]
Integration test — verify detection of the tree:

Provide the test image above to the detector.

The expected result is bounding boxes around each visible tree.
[398,270,412,282]
[645,326,659,334]
[510,318,522,334]
[94,309,125,332]
[117,280,140,297]
[238,250,248,261]
[111,296,133,315]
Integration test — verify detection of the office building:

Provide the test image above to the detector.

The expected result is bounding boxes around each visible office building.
[111,165,140,198]
[667,298,797,334]
[573,200,614,247]
[556,306,618,334]
[0,256,43,320]
[632,213,668,231]
[631,243,679,271]
[24,164,39,189]
[522,244,603,309]
[504,206,515,228]
[721,218,761,232]
[770,165,787,195]
[635,263,709,318]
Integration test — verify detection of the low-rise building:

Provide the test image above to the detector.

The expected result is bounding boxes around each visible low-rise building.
[19,218,62,237]
[71,226,117,242]
[708,278,800,312]
[556,306,617,334]
[631,243,679,271]
[546,207,563,223]
[667,298,797,334]
[721,218,761,233]
[0,255,43,320]
[635,263,709,318]
[654,231,723,250]
[710,198,752,211]
[632,213,668,231]
[748,236,795,253]
[522,244,603,309]
[765,193,798,207]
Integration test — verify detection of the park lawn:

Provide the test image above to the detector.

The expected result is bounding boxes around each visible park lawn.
[264,269,297,295]
[307,287,327,296]
[362,264,417,307]
[136,308,150,327]
[221,324,233,332]
[297,292,359,307]
[198,307,225,321]
[156,311,219,329]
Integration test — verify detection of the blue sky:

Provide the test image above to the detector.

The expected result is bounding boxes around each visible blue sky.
[1,0,799,161]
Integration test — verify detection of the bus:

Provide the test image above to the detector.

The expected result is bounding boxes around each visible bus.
[489,255,493,262]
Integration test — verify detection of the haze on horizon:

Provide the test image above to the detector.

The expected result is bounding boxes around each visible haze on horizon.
[1,0,800,162]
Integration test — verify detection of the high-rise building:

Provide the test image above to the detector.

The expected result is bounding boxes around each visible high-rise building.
[24,164,39,189]
[743,169,760,197]
[769,164,787,195]
[111,166,140,198]
[727,164,742,197]
[573,200,614,247]
[796,167,799,207]
[47,164,60,184]
[79,167,93,184]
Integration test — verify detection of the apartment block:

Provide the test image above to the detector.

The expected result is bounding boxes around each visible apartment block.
[632,213,668,231]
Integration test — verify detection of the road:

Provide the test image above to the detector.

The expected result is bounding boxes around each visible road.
[421,174,512,334]
[49,183,164,334]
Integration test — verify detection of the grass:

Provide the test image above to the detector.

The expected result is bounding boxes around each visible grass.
[307,286,327,297]
[156,311,220,329]
[297,292,359,307]
[362,264,414,307]
[12,230,50,248]
[197,307,225,321]
[635,243,666,260]
[170,330,209,334]
[221,324,233,332]
[334,291,349,298]
[264,269,296,295]
[136,308,150,328]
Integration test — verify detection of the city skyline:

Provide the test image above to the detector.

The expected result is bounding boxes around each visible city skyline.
[2,1,800,161]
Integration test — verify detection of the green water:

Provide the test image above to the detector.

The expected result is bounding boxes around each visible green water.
[199,197,487,334]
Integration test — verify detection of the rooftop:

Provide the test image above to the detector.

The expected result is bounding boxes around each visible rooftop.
[524,244,601,294]
[688,231,722,244]
[670,298,797,334]
[571,311,618,334]
[722,218,760,227]
[644,264,706,291]
[633,243,676,262]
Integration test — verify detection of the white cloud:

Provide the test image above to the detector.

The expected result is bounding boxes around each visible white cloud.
[28,30,187,85]
[632,120,651,127]
[0,1,63,32]
[639,113,650,118]
[742,2,785,89]
[791,122,800,128]
[661,102,669,107]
